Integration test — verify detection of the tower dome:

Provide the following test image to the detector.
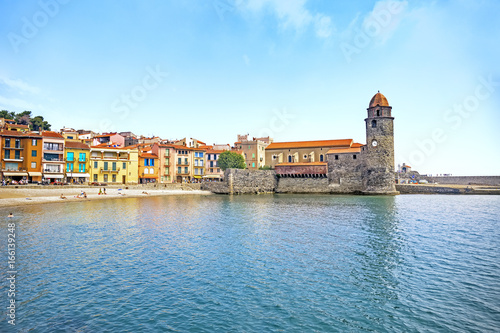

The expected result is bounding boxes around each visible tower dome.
[369,91,389,108]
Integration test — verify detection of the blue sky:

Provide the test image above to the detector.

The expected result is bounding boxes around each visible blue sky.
[0,0,499,175]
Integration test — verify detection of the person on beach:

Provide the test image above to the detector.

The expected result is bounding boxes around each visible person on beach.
[60,194,67,199]
[98,188,102,195]
[83,192,87,199]
[8,213,13,218]
[103,188,106,195]
[142,191,150,195]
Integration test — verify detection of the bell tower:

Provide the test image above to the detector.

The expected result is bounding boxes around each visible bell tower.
[361,91,399,195]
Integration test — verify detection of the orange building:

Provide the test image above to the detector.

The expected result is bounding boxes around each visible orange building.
[0,130,43,183]
[139,150,159,184]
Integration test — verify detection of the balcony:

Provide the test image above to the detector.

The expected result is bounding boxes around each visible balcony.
[177,161,190,166]
[78,158,87,162]
[4,145,23,150]
[99,167,121,173]
[3,156,23,162]
[43,158,64,162]
[44,169,62,173]
[177,171,190,175]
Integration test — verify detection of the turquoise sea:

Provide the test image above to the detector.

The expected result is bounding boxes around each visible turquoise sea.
[1,194,499,332]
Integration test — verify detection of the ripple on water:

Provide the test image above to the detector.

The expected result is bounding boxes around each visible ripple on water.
[0,194,499,332]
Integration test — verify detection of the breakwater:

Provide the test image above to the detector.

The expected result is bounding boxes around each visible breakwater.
[420,176,500,186]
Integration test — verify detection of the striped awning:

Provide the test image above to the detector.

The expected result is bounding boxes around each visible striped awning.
[28,172,43,176]
[44,174,64,179]
[66,173,90,178]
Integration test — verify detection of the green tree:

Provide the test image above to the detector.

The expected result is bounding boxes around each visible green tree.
[0,110,15,119]
[15,110,32,123]
[218,151,246,171]
[31,115,51,131]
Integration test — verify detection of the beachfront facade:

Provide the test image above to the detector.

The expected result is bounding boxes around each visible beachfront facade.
[151,143,174,183]
[89,146,139,184]
[42,131,66,183]
[193,148,205,181]
[139,151,158,184]
[205,148,225,180]
[64,141,90,184]
[0,130,43,183]
[172,146,192,183]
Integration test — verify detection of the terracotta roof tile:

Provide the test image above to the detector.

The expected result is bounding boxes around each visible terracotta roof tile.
[41,131,64,138]
[64,141,90,149]
[326,147,361,154]
[266,139,353,150]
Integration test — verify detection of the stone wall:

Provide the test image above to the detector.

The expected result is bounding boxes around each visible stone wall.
[396,184,461,194]
[276,177,330,193]
[327,152,363,192]
[420,176,500,186]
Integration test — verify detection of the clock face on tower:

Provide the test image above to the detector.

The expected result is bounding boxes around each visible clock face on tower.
[372,140,378,147]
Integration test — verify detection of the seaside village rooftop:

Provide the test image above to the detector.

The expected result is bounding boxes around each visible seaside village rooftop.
[0,92,403,187]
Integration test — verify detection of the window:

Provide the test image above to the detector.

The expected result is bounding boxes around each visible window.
[200,168,203,175]
[5,138,10,147]
[144,159,149,166]
[335,155,339,160]
[15,139,20,148]
[200,160,203,166]
[112,162,116,171]
[94,161,98,168]
[14,150,20,160]
[5,150,10,159]
[32,139,37,146]
[150,159,154,166]
[178,158,181,164]
[94,174,98,182]
[32,150,37,157]
[248,145,251,149]
[199,152,203,158]
[79,163,85,172]
[195,168,198,175]
[67,136,74,139]
[178,167,181,174]
[31,162,36,169]
[144,168,149,174]
[103,174,108,182]
[194,160,198,167]
[66,163,73,172]
[372,120,377,128]
[252,162,255,168]
[353,155,357,160]
[272,155,277,160]
[320,154,324,162]
[252,153,255,158]
[217,168,220,173]
[123,162,126,169]
[288,155,292,163]
[150,168,153,174]
[79,153,86,162]
[104,162,108,170]
[112,174,116,182]
[67,152,74,161]
[184,158,188,165]
[376,110,380,116]
[303,154,307,159]
[184,167,188,174]
[210,161,213,167]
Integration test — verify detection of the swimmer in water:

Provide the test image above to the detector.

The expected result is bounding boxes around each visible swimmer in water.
[8,213,13,218]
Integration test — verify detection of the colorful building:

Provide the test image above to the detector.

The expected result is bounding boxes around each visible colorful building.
[172,146,192,183]
[0,130,43,183]
[64,141,90,184]
[42,131,65,183]
[192,147,206,181]
[139,150,159,184]
[204,147,226,180]
[152,143,174,183]
[89,145,139,184]
[235,135,272,169]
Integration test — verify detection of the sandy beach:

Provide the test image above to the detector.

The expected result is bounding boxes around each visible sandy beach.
[0,186,213,208]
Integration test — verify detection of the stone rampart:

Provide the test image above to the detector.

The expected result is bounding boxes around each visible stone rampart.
[276,177,330,193]
[420,176,500,186]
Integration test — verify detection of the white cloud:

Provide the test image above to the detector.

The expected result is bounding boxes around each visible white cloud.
[0,95,42,110]
[361,0,408,45]
[243,0,334,38]
[0,76,41,95]
[314,14,334,38]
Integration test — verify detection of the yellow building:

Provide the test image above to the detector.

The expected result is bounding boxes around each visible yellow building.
[64,141,90,184]
[89,145,139,184]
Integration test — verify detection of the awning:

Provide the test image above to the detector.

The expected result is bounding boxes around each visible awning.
[28,172,43,176]
[193,175,202,179]
[3,172,28,177]
[203,175,221,178]
[44,174,64,179]
[66,173,90,178]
